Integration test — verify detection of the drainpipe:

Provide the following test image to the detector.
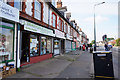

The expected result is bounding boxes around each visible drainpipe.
[16,23,18,71]
[48,3,50,28]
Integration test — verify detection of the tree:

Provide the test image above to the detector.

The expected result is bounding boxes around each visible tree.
[91,40,95,44]
[107,38,114,41]
[116,38,120,46]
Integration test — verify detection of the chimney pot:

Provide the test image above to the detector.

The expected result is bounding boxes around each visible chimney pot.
[57,0,62,8]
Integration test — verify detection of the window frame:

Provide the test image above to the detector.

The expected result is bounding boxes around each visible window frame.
[0,21,15,63]
[52,12,57,28]
[40,36,52,55]
[34,0,42,20]
[14,0,22,11]
[64,23,68,33]
[58,18,64,31]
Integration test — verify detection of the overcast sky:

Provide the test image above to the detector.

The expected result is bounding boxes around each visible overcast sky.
[61,0,119,42]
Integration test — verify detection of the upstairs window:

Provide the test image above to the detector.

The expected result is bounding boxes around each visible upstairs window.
[34,0,41,20]
[52,13,57,28]
[14,0,22,11]
[58,18,64,31]
[2,0,12,5]
[70,28,73,36]
[68,26,70,35]
[61,21,64,31]
[58,19,61,30]
[64,23,67,33]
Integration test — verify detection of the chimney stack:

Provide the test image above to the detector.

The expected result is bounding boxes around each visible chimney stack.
[57,0,62,8]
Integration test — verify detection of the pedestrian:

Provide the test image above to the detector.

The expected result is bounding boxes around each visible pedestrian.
[82,44,85,51]
[86,44,88,51]
[104,43,109,51]
[79,45,81,50]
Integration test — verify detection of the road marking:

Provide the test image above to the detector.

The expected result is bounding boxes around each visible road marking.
[96,76,114,78]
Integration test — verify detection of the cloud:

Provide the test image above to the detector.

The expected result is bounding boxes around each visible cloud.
[83,16,109,24]
[62,0,118,15]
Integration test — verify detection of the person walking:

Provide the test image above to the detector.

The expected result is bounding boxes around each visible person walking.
[82,44,85,51]
[86,44,88,51]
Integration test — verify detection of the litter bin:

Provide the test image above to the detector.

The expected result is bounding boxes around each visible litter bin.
[93,51,114,80]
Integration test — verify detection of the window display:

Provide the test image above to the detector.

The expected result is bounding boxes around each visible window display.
[30,35,39,57]
[47,38,52,54]
[0,27,14,62]
[41,37,47,55]
[54,40,59,49]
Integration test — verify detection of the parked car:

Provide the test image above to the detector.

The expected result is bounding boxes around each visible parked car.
[108,45,112,48]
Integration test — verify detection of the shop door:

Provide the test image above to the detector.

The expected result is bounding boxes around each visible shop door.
[61,40,65,54]
[21,32,30,64]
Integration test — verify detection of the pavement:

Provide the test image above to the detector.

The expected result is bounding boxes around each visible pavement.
[3,47,119,80]
[4,50,93,79]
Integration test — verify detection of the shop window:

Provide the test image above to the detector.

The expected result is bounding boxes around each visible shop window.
[34,0,41,20]
[54,40,59,49]
[41,37,47,55]
[47,38,52,54]
[52,14,57,28]
[30,35,39,57]
[14,0,22,11]
[0,25,14,62]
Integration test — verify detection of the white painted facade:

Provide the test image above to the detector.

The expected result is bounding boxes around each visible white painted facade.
[43,2,49,24]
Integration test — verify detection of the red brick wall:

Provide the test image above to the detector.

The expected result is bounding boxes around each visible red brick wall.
[30,54,53,64]
[20,54,53,66]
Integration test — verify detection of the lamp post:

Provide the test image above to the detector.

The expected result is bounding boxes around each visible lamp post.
[94,2,105,51]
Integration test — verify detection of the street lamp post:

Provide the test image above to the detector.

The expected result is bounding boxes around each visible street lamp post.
[94,2,105,51]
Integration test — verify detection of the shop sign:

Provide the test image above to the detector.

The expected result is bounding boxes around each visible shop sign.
[77,38,80,42]
[21,20,55,37]
[66,34,73,40]
[54,29,65,39]
[73,39,77,42]
[0,1,19,22]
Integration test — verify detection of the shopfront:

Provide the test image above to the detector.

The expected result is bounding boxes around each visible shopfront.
[0,1,19,75]
[54,29,65,56]
[71,39,77,51]
[65,34,73,53]
[19,20,55,66]
[76,38,80,50]
[0,21,15,64]
[71,41,76,51]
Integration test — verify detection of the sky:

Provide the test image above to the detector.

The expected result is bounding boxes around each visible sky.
[61,0,119,42]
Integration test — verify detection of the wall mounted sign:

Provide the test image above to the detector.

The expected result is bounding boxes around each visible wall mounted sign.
[54,29,65,39]
[66,34,73,40]
[0,1,19,22]
[20,20,55,37]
